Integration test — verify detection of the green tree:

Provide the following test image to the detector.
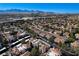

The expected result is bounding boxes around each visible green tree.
[65,37,75,43]
[75,28,79,33]
[48,36,55,44]
[31,47,39,56]
[3,38,8,47]
[59,43,67,49]
[69,32,75,39]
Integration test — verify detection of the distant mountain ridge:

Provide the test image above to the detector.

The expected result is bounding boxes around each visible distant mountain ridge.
[0,9,54,14]
[0,9,36,12]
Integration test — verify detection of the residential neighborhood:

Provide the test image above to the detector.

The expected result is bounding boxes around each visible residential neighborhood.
[0,3,79,56]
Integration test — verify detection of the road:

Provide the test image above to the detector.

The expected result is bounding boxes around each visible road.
[0,35,31,55]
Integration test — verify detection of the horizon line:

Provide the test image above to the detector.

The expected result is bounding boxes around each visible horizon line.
[0,8,79,14]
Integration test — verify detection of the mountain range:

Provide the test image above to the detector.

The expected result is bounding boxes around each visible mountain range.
[0,9,54,14]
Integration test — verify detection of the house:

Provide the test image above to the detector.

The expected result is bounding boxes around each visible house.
[16,42,31,53]
[71,40,79,48]
[39,44,49,54]
[46,47,61,56]
[63,32,70,38]
[11,41,32,56]
[75,33,79,39]
[54,36,65,44]
[11,47,20,56]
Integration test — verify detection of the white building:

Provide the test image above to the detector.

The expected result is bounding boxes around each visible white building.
[47,47,61,56]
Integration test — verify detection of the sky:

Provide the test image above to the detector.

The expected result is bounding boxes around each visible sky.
[0,3,79,13]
